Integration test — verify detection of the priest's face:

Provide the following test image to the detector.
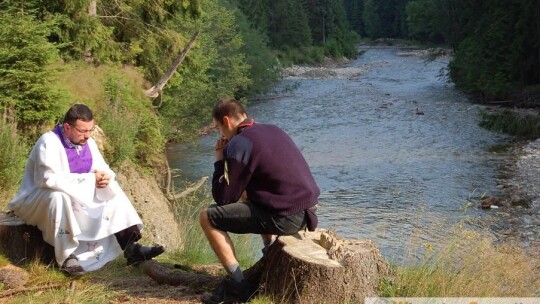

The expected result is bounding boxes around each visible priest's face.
[64,119,95,145]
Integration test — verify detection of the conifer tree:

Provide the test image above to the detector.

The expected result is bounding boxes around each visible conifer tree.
[0,10,67,135]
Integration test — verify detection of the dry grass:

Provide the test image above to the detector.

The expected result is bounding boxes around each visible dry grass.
[380,227,540,297]
[55,63,150,107]
[168,189,260,269]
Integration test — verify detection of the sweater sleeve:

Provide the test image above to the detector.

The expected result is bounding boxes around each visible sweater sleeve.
[211,136,253,205]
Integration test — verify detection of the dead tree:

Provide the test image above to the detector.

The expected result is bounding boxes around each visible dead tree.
[144,31,200,100]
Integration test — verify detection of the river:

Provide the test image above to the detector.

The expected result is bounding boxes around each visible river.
[166,47,535,263]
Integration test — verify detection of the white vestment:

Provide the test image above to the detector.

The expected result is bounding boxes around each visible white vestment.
[8,131,143,271]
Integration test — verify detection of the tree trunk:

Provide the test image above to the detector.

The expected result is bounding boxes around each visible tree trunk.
[144,31,200,99]
[84,0,97,62]
[0,212,55,266]
[249,230,391,303]
[88,0,97,15]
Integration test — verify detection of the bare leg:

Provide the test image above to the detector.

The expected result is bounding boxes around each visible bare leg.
[261,234,275,245]
[199,208,238,267]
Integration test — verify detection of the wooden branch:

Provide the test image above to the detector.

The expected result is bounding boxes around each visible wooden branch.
[145,31,200,99]
[170,176,208,200]
[164,157,173,197]
[0,283,66,298]
[140,260,221,290]
[249,94,294,102]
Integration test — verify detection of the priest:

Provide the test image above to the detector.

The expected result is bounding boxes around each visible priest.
[8,104,164,276]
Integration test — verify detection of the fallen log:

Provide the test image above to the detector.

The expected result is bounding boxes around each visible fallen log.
[0,212,54,265]
[140,260,221,291]
[169,176,208,200]
[142,229,391,303]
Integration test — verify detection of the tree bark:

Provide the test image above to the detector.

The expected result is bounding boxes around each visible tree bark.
[0,212,55,266]
[140,260,221,291]
[144,31,200,99]
[88,0,97,15]
[251,230,391,303]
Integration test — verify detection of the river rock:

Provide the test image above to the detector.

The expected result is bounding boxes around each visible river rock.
[481,196,500,209]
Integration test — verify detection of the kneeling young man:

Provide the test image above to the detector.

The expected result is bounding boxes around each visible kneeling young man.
[199,98,319,303]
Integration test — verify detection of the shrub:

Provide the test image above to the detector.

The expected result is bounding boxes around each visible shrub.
[0,119,28,204]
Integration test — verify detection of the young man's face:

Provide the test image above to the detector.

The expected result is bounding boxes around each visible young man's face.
[64,119,95,145]
[214,118,234,140]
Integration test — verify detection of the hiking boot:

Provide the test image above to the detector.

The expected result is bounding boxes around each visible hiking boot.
[61,254,84,277]
[124,242,165,266]
[203,276,257,304]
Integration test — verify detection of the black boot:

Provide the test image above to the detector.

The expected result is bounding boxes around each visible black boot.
[203,276,257,304]
[124,242,165,266]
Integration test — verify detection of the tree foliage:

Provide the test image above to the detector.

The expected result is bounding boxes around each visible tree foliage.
[0,9,68,136]
[446,0,540,99]
[351,0,540,101]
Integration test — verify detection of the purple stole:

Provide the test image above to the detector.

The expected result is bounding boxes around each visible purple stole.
[52,125,93,174]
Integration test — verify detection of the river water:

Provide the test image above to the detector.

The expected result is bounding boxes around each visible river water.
[166,47,521,262]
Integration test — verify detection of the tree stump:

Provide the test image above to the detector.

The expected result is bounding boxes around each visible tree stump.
[245,229,391,303]
[0,212,54,265]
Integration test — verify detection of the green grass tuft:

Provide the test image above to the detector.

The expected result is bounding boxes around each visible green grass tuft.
[480,109,540,139]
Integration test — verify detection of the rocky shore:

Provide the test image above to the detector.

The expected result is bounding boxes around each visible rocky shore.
[496,138,540,250]
[280,64,369,79]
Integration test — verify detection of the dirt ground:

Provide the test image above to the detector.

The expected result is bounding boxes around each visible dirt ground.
[0,266,214,303]
[92,275,206,304]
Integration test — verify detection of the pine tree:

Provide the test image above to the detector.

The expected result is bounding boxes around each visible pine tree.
[0,9,67,135]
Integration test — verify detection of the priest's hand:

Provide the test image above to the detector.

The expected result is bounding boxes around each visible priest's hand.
[94,170,111,188]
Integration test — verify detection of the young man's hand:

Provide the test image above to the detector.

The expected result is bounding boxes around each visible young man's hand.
[214,137,228,161]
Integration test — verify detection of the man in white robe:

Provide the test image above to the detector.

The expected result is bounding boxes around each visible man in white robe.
[8,104,164,276]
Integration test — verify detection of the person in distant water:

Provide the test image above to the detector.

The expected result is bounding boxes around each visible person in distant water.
[8,104,164,276]
[199,98,320,303]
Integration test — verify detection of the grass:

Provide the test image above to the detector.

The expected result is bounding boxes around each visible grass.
[167,185,261,269]
[2,259,115,304]
[480,109,540,139]
[0,119,29,206]
[380,227,540,297]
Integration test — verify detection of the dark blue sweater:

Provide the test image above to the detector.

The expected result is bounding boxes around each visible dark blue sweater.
[212,122,320,216]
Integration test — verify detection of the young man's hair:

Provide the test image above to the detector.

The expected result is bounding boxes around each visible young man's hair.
[212,98,247,123]
[63,104,94,125]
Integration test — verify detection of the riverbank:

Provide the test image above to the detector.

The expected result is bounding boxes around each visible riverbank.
[495,137,540,252]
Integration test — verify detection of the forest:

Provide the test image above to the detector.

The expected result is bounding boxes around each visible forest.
[1,0,540,200]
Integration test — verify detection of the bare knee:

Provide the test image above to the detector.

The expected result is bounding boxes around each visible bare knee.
[199,208,210,228]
